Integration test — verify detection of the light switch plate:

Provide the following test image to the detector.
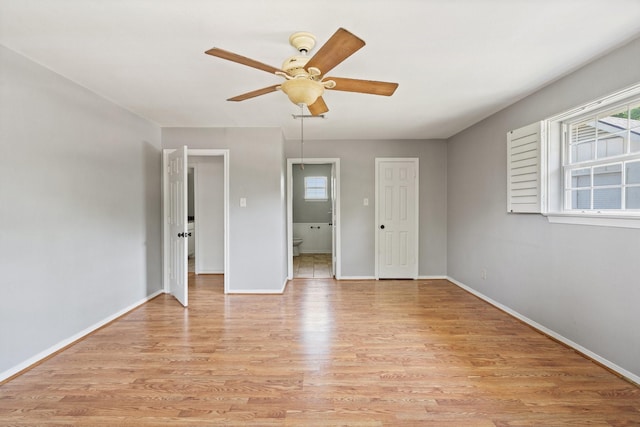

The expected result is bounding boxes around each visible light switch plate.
[240,197,247,207]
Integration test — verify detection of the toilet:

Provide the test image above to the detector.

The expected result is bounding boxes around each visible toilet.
[292,238,303,256]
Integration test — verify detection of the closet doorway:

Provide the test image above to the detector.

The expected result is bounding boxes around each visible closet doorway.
[188,157,225,277]
[163,148,229,306]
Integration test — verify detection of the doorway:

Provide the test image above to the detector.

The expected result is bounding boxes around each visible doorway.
[163,148,230,306]
[188,157,224,276]
[287,158,341,280]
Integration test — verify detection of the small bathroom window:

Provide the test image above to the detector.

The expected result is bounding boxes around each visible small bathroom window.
[304,176,328,201]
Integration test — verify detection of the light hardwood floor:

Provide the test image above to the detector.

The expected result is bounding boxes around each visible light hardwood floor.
[1,276,639,426]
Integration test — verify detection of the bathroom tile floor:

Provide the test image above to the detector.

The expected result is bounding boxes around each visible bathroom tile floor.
[293,253,332,278]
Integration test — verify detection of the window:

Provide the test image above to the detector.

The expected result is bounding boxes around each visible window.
[304,176,328,200]
[541,83,640,228]
[563,99,640,212]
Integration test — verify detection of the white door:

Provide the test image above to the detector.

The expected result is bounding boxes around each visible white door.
[330,163,337,277]
[376,158,419,279]
[168,146,188,306]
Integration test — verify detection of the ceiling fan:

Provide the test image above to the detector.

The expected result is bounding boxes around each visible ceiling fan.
[205,28,399,116]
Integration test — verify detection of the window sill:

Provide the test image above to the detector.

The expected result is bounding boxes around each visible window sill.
[545,212,640,229]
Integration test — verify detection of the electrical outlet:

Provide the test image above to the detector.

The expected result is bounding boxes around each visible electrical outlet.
[481,269,487,280]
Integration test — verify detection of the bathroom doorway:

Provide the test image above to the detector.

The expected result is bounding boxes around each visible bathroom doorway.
[286,158,341,279]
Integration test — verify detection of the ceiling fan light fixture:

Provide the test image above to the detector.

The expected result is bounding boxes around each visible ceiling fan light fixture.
[205,27,398,114]
[280,78,324,106]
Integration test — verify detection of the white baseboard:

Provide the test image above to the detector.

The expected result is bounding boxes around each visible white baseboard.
[226,289,285,294]
[299,250,332,254]
[0,289,164,383]
[339,276,446,281]
[227,278,287,295]
[446,276,640,386]
[195,269,224,275]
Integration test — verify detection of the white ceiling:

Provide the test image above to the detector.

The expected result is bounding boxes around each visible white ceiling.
[2,0,640,140]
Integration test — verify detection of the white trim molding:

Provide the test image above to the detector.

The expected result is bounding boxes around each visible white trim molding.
[546,213,640,229]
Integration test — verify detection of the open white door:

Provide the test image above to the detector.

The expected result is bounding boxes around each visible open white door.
[167,146,188,306]
[330,163,337,277]
[375,158,419,279]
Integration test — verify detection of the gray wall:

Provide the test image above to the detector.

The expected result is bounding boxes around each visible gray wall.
[285,139,448,278]
[162,127,288,292]
[0,46,162,376]
[293,163,332,223]
[187,168,195,218]
[189,156,224,273]
[447,36,640,378]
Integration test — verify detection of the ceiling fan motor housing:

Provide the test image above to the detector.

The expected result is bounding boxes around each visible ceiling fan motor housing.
[282,55,312,77]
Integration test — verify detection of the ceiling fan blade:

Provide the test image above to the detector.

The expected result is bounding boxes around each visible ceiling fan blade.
[227,84,281,102]
[205,47,284,75]
[308,97,329,115]
[325,77,399,96]
[305,28,365,76]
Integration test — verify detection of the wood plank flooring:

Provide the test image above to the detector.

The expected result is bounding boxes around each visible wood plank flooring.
[1,276,639,426]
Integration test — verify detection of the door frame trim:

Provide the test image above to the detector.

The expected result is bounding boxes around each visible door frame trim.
[163,149,230,294]
[286,158,341,280]
[374,157,419,280]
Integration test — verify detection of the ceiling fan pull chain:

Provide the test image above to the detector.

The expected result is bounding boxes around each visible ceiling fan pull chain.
[300,103,305,170]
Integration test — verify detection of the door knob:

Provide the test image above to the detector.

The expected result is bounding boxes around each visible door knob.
[380,225,385,229]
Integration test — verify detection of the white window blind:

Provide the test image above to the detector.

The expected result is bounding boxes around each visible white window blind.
[563,99,640,212]
[507,121,545,213]
[304,176,328,200]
